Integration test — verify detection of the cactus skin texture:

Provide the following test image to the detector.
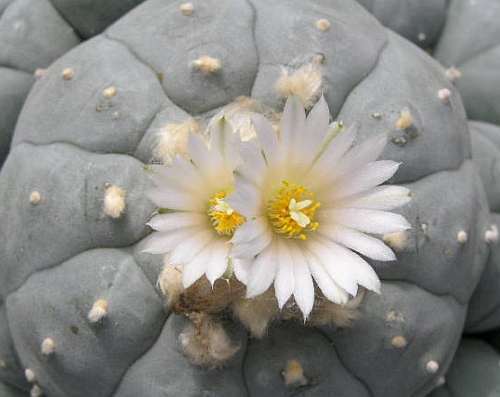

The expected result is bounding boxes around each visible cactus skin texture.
[0,0,492,396]
[429,338,500,397]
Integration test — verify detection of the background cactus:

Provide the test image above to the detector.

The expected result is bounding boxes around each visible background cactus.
[0,0,495,396]
[0,0,147,166]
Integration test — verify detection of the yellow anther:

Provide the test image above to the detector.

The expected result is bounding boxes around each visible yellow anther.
[208,191,245,236]
[267,181,320,240]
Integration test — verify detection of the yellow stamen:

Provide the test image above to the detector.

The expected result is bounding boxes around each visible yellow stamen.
[208,191,246,236]
[267,181,320,240]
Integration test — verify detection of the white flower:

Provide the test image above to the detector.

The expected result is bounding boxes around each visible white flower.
[228,96,411,319]
[141,117,246,288]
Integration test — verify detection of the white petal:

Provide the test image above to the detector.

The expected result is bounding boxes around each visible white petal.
[206,240,230,285]
[316,237,381,293]
[246,242,278,297]
[296,95,330,167]
[139,226,203,254]
[337,186,411,210]
[188,132,221,170]
[326,208,412,234]
[289,244,315,319]
[306,238,358,296]
[312,122,357,169]
[231,216,269,244]
[236,141,267,188]
[147,187,205,212]
[252,114,279,165]
[333,133,388,177]
[274,240,295,309]
[169,229,214,265]
[147,212,207,232]
[281,96,306,158]
[231,227,273,259]
[182,244,213,288]
[226,178,263,218]
[320,224,396,261]
[150,161,206,195]
[209,116,240,169]
[304,249,349,304]
[233,257,252,284]
[329,160,401,201]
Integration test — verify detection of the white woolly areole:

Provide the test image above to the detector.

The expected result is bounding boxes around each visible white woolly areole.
[25,368,36,383]
[30,385,43,397]
[438,88,451,103]
[282,359,308,386]
[192,56,221,74]
[103,185,126,219]
[457,230,468,244]
[425,360,440,374]
[41,337,55,356]
[88,299,109,323]
[62,67,74,80]
[180,2,194,15]
[153,119,199,164]
[228,96,411,319]
[485,224,499,244]
[275,63,323,109]
[29,191,41,205]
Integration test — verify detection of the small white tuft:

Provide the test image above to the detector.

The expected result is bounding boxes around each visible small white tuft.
[436,376,446,386]
[88,299,109,323]
[426,360,439,374]
[30,385,43,397]
[62,68,74,80]
[102,86,117,98]
[0,359,6,368]
[418,32,427,42]
[282,359,308,387]
[485,225,499,244]
[25,368,36,383]
[103,185,126,219]
[180,2,194,16]
[315,18,331,31]
[41,337,55,356]
[457,230,468,244]
[395,109,413,130]
[153,118,200,164]
[34,68,47,79]
[275,63,322,109]
[391,335,408,349]
[438,88,451,103]
[29,191,41,205]
[157,264,184,307]
[383,231,409,252]
[445,67,462,82]
[179,313,239,367]
[192,56,222,74]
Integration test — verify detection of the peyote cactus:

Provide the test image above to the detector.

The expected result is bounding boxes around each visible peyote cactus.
[0,0,147,166]
[434,0,500,126]
[429,338,500,397]
[0,0,492,396]
[355,0,448,49]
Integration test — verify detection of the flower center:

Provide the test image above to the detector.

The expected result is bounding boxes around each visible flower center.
[267,181,320,240]
[207,191,246,236]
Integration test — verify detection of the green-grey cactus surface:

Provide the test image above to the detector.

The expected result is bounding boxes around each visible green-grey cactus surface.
[0,0,492,396]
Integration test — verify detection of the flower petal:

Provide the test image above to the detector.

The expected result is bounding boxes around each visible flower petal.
[206,240,230,285]
[325,208,412,234]
[246,242,278,297]
[147,187,205,212]
[252,114,278,165]
[147,212,207,232]
[274,240,295,309]
[182,243,213,288]
[315,237,381,293]
[231,216,269,244]
[226,179,263,218]
[281,96,306,156]
[209,116,240,169]
[304,249,349,304]
[233,257,252,284]
[337,186,411,211]
[329,160,401,201]
[169,229,214,265]
[231,226,273,259]
[312,122,357,169]
[149,160,207,195]
[289,243,315,319]
[236,140,267,188]
[320,224,396,261]
[140,226,203,255]
[306,238,358,296]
